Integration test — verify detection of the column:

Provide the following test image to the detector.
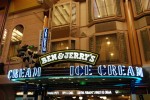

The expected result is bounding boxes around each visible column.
[37,84,42,100]
[23,83,28,100]
[124,0,142,66]
[130,80,137,100]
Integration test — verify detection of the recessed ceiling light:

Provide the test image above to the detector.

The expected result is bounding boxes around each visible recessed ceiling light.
[72,96,76,99]
[122,95,125,97]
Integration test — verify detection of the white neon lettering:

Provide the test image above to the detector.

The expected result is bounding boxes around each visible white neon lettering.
[8,70,12,79]
[41,58,47,64]
[73,52,79,59]
[25,68,31,78]
[127,66,135,76]
[51,54,57,61]
[75,66,80,76]
[64,52,69,59]
[58,53,64,60]
[79,53,85,60]
[97,65,102,75]
[89,55,96,63]
[112,65,117,76]
[108,65,112,75]
[70,66,74,76]
[136,67,143,77]
[37,67,41,77]
[69,52,74,59]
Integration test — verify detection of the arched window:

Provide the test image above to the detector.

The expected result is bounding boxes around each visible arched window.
[8,25,24,61]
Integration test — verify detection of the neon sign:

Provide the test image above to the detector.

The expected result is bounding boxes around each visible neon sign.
[41,28,48,53]
[70,65,143,77]
[39,50,99,66]
[8,67,41,79]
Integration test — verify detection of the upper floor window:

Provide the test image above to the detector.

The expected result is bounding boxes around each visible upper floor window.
[137,28,150,63]
[133,0,150,15]
[89,32,128,64]
[51,40,75,67]
[8,25,24,61]
[51,40,75,51]
[52,2,77,26]
[88,0,122,22]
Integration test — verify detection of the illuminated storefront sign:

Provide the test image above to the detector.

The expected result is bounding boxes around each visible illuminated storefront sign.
[70,65,143,77]
[8,67,41,79]
[41,28,48,53]
[39,50,99,66]
[47,90,112,95]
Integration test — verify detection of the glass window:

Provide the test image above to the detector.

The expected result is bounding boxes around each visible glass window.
[51,40,69,51]
[51,40,75,67]
[51,40,75,51]
[52,2,77,26]
[134,0,150,14]
[92,33,128,64]
[140,29,150,62]
[8,25,24,61]
[92,0,122,19]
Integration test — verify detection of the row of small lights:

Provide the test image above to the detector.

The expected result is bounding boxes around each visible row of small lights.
[53,95,126,100]
[27,78,122,84]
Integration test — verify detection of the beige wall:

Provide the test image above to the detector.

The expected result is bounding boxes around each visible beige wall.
[9,0,40,13]
[2,8,44,63]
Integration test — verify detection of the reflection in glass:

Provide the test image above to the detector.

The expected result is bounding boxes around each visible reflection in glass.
[51,40,69,51]
[134,0,150,14]
[140,29,150,62]
[96,34,119,63]
[53,3,76,26]
[95,33,128,64]
[93,0,121,19]
[51,40,75,51]
[51,40,75,67]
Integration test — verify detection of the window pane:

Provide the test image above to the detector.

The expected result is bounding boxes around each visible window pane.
[71,40,75,49]
[134,0,150,14]
[96,34,119,63]
[95,33,127,64]
[89,37,94,52]
[88,0,93,22]
[51,40,69,51]
[142,0,149,10]
[53,3,70,26]
[53,3,77,26]
[51,40,75,67]
[105,0,115,16]
[140,29,150,62]
[93,0,121,19]
[72,3,76,24]
[51,40,75,51]
[118,33,128,63]
[134,0,143,14]
[115,0,122,16]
